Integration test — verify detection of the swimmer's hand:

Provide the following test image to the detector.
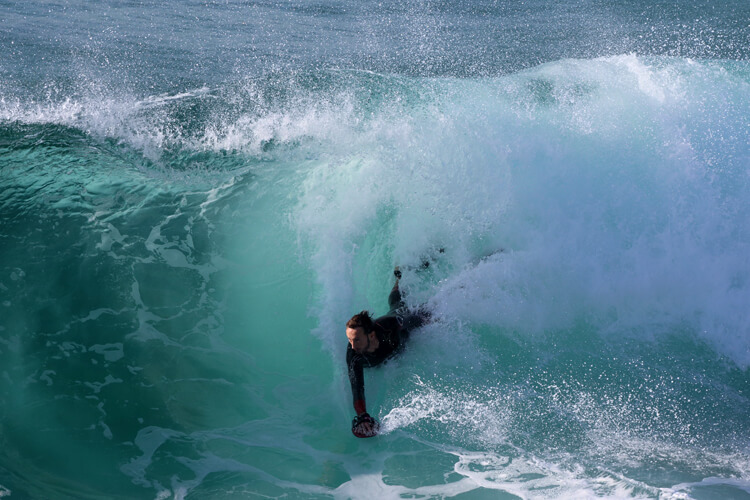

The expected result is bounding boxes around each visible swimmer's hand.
[352,413,380,438]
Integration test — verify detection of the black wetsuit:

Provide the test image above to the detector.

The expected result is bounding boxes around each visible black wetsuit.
[346,286,429,415]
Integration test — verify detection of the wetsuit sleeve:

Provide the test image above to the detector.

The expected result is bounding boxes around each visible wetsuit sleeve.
[387,284,404,313]
[346,346,367,415]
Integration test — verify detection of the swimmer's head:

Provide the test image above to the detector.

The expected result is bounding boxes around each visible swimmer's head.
[346,311,377,353]
[347,311,374,332]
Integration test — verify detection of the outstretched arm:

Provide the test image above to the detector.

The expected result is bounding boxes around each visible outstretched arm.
[346,346,367,415]
[347,347,379,437]
[347,347,379,436]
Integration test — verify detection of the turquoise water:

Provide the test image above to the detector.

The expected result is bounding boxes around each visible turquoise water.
[2,1,750,499]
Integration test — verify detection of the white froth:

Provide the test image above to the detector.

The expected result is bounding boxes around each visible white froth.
[296,55,750,367]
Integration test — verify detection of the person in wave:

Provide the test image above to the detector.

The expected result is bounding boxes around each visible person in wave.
[346,267,431,437]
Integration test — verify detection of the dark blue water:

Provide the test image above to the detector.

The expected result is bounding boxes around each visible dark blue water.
[1,1,750,499]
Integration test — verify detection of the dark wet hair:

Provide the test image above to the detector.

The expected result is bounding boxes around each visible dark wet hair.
[346,311,374,332]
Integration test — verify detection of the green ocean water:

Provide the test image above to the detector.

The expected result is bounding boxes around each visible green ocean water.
[2,1,750,498]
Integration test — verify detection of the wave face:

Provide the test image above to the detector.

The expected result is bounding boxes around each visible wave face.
[2,1,750,499]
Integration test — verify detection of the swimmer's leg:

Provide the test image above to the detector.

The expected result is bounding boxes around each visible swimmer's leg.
[401,306,431,331]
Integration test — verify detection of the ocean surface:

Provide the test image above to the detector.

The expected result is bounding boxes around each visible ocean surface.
[2,1,750,498]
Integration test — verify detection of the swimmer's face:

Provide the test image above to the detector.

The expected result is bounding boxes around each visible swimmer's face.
[346,327,372,353]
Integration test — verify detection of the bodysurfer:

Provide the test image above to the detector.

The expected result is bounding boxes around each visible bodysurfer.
[346,267,431,437]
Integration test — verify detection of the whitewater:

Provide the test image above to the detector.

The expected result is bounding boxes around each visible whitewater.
[1,1,750,499]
